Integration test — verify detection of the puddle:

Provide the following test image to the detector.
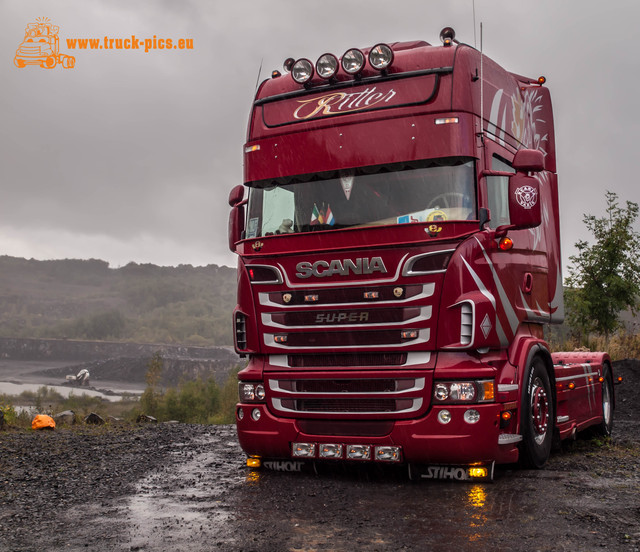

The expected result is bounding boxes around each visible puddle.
[124,434,245,550]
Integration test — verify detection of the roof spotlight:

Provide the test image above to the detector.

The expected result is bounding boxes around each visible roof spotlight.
[439,27,457,45]
[368,43,394,71]
[341,48,365,75]
[291,58,314,84]
[283,57,295,73]
[316,53,338,79]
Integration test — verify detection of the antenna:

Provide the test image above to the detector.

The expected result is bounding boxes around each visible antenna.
[473,0,477,49]
[480,22,484,142]
[254,58,264,93]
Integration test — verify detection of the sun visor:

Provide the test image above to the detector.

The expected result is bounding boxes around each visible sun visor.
[260,73,440,128]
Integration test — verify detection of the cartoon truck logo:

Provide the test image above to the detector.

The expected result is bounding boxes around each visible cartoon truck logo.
[14,18,75,69]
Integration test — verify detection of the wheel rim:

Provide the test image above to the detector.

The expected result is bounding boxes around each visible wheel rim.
[530,377,549,445]
[602,379,612,426]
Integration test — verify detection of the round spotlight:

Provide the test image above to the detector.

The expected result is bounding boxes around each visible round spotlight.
[464,409,480,424]
[283,57,295,73]
[316,53,338,79]
[437,409,452,424]
[439,27,456,44]
[341,48,365,75]
[291,58,314,84]
[369,43,393,71]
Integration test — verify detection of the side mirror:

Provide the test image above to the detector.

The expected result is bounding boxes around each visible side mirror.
[512,149,544,172]
[501,173,541,231]
[228,204,245,252]
[229,185,245,207]
[228,185,246,251]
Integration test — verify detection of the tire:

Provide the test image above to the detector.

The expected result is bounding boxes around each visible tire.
[591,363,614,437]
[519,356,554,469]
[14,57,25,68]
[44,56,56,69]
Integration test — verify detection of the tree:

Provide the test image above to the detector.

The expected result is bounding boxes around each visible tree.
[140,352,163,416]
[565,191,640,343]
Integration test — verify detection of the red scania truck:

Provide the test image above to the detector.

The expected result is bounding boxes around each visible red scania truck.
[228,28,615,480]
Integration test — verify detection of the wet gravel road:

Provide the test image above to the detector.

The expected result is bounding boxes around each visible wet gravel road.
[1,361,639,552]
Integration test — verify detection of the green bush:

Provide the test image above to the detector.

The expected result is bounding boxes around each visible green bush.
[138,363,241,424]
[0,401,18,426]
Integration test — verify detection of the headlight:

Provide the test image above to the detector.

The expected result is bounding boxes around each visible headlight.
[291,58,314,84]
[239,382,266,402]
[316,53,338,79]
[450,382,476,401]
[368,43,393,70]
[432,380,494,403]
[341,48,365,74]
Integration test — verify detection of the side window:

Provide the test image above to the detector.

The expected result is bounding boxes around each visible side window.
[486,156,515,228]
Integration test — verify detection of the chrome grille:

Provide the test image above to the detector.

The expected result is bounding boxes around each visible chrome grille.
[268,375,427,417]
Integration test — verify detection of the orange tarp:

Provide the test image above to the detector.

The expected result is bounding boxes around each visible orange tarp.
[32,414,56,430]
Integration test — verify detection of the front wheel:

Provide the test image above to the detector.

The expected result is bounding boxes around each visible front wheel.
[519,357,554,469]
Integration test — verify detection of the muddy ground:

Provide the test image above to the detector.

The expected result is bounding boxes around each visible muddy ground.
[1,360,639,552]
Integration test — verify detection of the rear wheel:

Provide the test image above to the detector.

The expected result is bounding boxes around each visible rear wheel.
[519,357,554,469]
[591,363,614,437]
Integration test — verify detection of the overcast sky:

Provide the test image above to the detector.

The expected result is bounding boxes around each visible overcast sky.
[1,0,638,274]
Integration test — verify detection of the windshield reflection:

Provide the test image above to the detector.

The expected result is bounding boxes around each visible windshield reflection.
[246,157,476,238]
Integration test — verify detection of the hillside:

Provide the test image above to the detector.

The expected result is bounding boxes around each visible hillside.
[0,256,237,346]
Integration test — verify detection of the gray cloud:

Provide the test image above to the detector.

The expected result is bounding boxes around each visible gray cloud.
[1,0,638,272]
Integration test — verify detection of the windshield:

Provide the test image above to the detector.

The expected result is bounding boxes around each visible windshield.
[246,157,476,238]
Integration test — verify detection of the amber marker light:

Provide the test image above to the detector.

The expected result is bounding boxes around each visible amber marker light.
[481,381,495,401]
[246,457,261,468]
[538,76,546,85]
[468,466,488,478]
[568,382,576,390]
[435,117,459,125]
[501,411,512,422]
[499,237,514,251]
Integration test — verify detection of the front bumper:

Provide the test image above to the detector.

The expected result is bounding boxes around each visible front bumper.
[236,401,519,466]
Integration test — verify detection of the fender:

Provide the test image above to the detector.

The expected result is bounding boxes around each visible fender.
[509,331,555,435]
[551,350,615,410]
